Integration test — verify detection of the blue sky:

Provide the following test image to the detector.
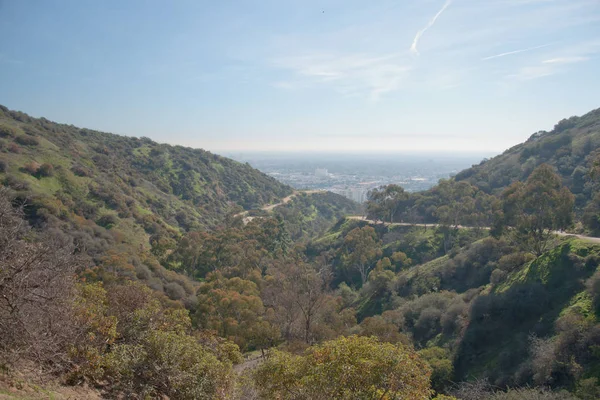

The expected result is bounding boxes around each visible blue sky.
[0,0,599,154]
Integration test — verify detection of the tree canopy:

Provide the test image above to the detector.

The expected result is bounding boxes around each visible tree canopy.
[497,164,574,255]
[253,335,432,400]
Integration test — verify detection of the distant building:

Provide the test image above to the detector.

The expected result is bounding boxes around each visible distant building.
[351,188,367,203]
[337,187,367,203]
[315,168,329,178]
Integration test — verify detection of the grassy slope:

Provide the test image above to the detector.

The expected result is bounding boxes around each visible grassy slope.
[0,105,292,229]
[273,192,361,241]
[455,238,600,383]
[0,105,292,260]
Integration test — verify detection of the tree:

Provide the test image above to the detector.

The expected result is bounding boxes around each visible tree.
[253,335,432,399]
[274,215,293,257]
[359,315,408,344]
[69,279,241,399]
[391,251,412,270]
[497,164,574,255]
[103,329,235,399]
[263,262,330,344]
[340,226,382,286]
[367,184,409,223]
[418,346,454,393]
[0,188,80,371]
[195,272,264,350]
[583,155,600,235]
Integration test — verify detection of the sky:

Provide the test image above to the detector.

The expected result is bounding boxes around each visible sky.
[0,0,599,155]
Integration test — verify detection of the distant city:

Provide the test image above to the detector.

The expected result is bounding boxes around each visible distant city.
[226,152,493,203]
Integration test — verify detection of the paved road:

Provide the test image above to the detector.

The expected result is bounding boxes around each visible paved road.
[234,190,324,219]
[346,216,600,244]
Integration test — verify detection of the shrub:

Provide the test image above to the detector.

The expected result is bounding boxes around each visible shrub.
[71,164,91,177]
[8,143,21,153]
[418,346,454,392]
[103,330,234,399]
[358,315,408,344]
[253,335,432,399]
[3,175,29,191]
[488,387,578,399]
[490,269,507,285]
[576,377,600,400]
[0,124,19,137]
[530,335,557,385]
[0,188,80,372]
[15,135,40,146]
[135,264,152,280]
[37,163,54,177]
[23,161,40,175]
[96,213,119,229]
[164,281,186,300]
[498,252,535,272]
[585,270,600,311]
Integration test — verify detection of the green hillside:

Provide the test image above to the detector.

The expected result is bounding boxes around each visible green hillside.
[273,191,361,241]
[364,109,600,236]
[455,108,600,211]
[0,105,292,255]
[4,103,600,398]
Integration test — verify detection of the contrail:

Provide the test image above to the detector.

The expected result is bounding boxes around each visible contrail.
[410,0,452,55]
[482,43,553,61]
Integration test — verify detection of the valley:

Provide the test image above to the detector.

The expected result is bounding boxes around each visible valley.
[0,105,599,399]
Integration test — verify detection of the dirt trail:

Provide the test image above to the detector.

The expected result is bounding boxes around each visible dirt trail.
[346,216,600,244]
[234,190,324,218]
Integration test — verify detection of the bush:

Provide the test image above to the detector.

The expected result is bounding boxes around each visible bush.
[165,281,186,300]
[135,264,152,280]
[0,124,19,137]
[0,188,80,372]
[498,252,535,272]
[15,135,40,146]
[3,175,29,191]
[253,335,432,399]
[586,270,600,311]
[0,159,7,172]
[358,315,408,344]
[418,346,454,392]
[96,213,119,229]
[490,269,507,285]
[576,377,600,400]
[37,163,54,177]
[23,161,40,175]
[488,387,578,399]
[103,329,234,399]
[71,164,91,177]
[8,143,21,153]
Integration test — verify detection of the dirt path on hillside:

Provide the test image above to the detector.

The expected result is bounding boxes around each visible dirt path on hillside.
[234,190,324,218]
[346,216,600,244]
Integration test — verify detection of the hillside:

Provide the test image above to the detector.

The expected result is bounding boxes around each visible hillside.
[3,103,600,399]
[273,191,361,240]
[454,108,600,210]
[363,108,600,236]
[303,214,600,393]
[0,105,292,254]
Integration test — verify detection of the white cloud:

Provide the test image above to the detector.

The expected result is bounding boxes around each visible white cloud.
[410,0,453,55]
[542,56,589,64]
[505,40,599,81]
[272,53,412,100]
[482,43,554,60]
[507,65,556,80]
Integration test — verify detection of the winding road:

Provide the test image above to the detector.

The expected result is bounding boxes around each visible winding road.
[346,216,600,244]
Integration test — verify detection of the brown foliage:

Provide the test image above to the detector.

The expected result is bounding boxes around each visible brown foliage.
[0,188,80,372]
